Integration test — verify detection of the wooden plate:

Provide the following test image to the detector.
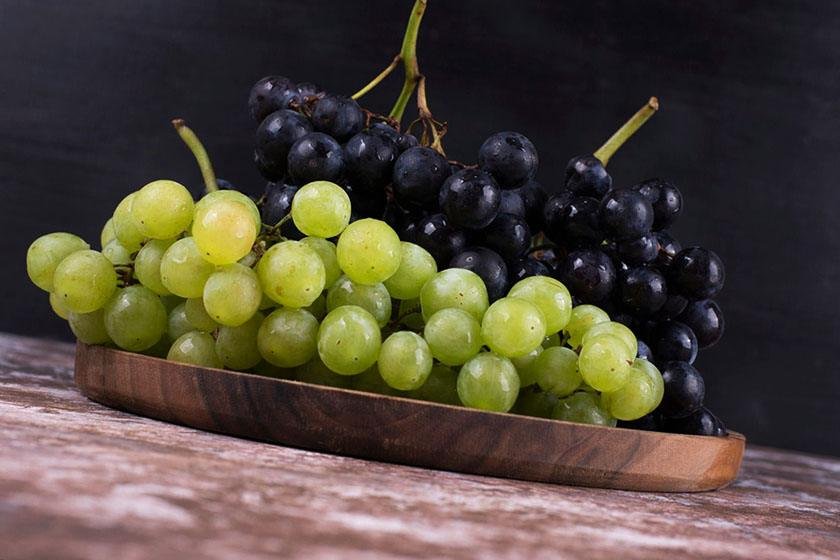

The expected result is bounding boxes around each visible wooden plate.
[74,343,745,492]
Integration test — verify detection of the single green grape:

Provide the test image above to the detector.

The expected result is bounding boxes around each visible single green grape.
[216,312,264,371]
[103,285,167,351]
[534,346,581,397]
[631,358,664,414]
[102,239,132,265]
[295,357,354,389]
[100,218,117,248]
[112,192,146,252]
[132,180,195,239]
[134,238,176,295]
[317,305,381,375]
[409,365,460,405]
[512,387,559,419]
[419,268,489,322]
[457,352,520,412]
[507,276,572,335]
[167,331,223,368]
[257,307,319,368]
[422,308,482,366]
[291,181,351,238]
[160,237,216,298]
[336,218,401,285]
[564,304,610,348]
[184,297,219,332]
[377,331,433,391]
[194,190,261,234]
[300,237,341,288]
[203,263,261,326]
[49,292,71,320]
[167,302,193,341]
[68,309,111,344]
[510,346,543,387]
[53,250,117,313]
[192,198,258,265]
[326,275,391,328]
[257,240,325,308]
[582,321,638,359]
[601,364,657,421]
[480,297,546,358]
[552,392,616,426]
[26,232,90,292]
[383,242,437,300]
[578,334,632,392]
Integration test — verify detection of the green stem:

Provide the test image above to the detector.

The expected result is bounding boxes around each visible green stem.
[172,118,218,194]
[593,97,659,166]
[388,0,427,122]
[352,55,401,100]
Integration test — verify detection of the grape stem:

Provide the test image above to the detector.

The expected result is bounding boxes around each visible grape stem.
[351,55,401,100]
[413,75,447,154]
[172,118,218,194]
[593,97,659,166]
[389,0,427,122]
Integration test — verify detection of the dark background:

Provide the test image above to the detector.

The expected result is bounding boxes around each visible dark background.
[2,1,838,456]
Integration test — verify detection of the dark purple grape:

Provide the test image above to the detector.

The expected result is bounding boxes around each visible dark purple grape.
[636,339,654,362]
[564,154,612,197]
[450,247,509,301]
[392,147,451,210]
[654,231,682,270]
[633,178,683,230]
[248,76,295,122]
[670,247,725,299]
[344,132,398,191]
[652,321,698,364]
[261,183,303,239]
[294,82,324,102]
[310,95,365,142]
[653,293,689,322]
[508,258,550,284]
[547,196,603,248]
[619,267,668,316]
[617,413,660,431]
[369,122,400,144]
[542,190,573,238]
[414,213,467,267]
[499,189,526,218]
[663,407,725,436]
[659,361,705,419]
[557,249,616,303]
[287,132,345,184]
[600,189,654,240]
[482,213,531,263]
[478,131,538,188]
[616,234,658,266]
[439,169,501,230]
[397,133,418,152]
[254,110,313,180]
[679,299,724,348]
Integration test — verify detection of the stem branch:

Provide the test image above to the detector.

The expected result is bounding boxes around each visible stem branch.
[388,0,427,122]
[593,97,659,166]
[172,118,218,194]
[352,55,401,100]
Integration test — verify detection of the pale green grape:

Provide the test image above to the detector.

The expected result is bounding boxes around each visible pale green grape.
[203,263,261,326]
[167,331,223,368]
[291,181,351,238]
[26,232,90,291]
[160,237,216,298]
[456,352,520,412]
[326,275,391,328]
[195,190,261,232]
[510,346,543,387]
[184,298,219,332]
[336,218,401,285]
[419,268,489,322]
[132,180,194,239]
[167,302,193,341]
[317,305,381,375]
[49,292,71,319]
[103,285,167,351]
[409,365,460,405]
[480,297,546,358]
[257,308,319,368]
[601,364,656,421]
[303,292,327,320]
[192,198,258,265]
[377,331,433,391]
[582,321,638,359]
[112,193,146,252]
[100,218,117,248]
[578,334,632,392]
[512,387,559,418]
[300,237,341,288]
[68,309,110,344]
[564,304,610,348]
[216,312,264,370]
[296,357,353,389]
[134,238,175,295]
[534,346,581,397]
[53,250,117,313]
[632,358,664,413]
[422,308,482,366]
[383,242,437,300]
[508,276,572,335]
[102,240,132,265]
[552,392,616,426]
[257,241,325,308]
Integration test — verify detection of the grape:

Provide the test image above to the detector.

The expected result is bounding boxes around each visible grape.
[413,213,467,267]
[581,321,638,360]
[112,193,146,252]
[616,234,659,266]
[160,237,216,298]
[564,304,610,348]
[545,196,602,248]
[291,181,351,238]
[215,312,264,370]
[508,276,572,335]
[167,302,193,341]
[378,331,433,391]
[478,132,538,188]
[326,275,391,327]
[632,358,664,412]
[100,218,117,248]
[510,346,543,387]
[534,346,581,397]
[619,267,668,316]
[480,297,546,358]
[456,352,520,412]
[552,392,615,426]
[195,189,261,229]
[557,249,615,304]
[482,213,531,263]
[131,180,194,239]
[134,238,175,295]
[507,257,550,285]
[261,183,302,237]
[200,263,261,327]
[257,240,325,307]
[300,237,341,288]
[651,321,698,364]
[254,109,313,179]
[303,292,327,320]
[578,334,632,392]
[636,340,654,362]
[679,299,724,348]
[184,297,219,332]
[49,292,71,319]
[295,357,353,389]
[248,75,295,122]
[310,94,364,142]
[167,331,223,368]
[600,189,654,239]
[410,364,460,405]
[663,407,726,436]
[383,242,437,300]
[392,146,451,209]
[670,247,725,298]
[632,178,682,230]
[439,169,501,229]
[317,305,381,375]
[336,218,401,285]
[542,333,562,348]
[68,309,110,344]
[420,268,489,322]
[659,361,705,418]
[449,247,508,302]
[287,133,345,184]
[601,365,656,421]
[103,285,167,351]
[53,250,117,313]
[344,131,398,190]
[565,155,612,197]
[192,198,258,265]
[512,387,558,418]
[423,308,482,366]
[26,232,90,292]
[257,307,319,368]
[102,239,133,265]
[654,231,682,269]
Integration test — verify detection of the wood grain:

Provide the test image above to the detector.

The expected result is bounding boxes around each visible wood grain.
[73,343,744,493]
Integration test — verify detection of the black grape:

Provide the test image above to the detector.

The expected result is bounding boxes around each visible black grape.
[679,299,724,348]
[450,247,509,301]
[261,182,303,239]
[414,213,467,267]
[344,132,398,191]
[248,76,295,122]
[287,132,345,184]
[254,109,313,180]
[632,178,683,230]
[652,321,698,364]
[663,407,726,436]
[599,189,654,240]
[616,234,658,266]
[670,247,725,299]
[439,169,501,229]
[557,249,616,303]
[654,231,682,270]
[659,361,705,419]
[478,131,538,188]
[547,196,602,248]
[564,154,612,197]
[482,213,531,262]
[392,147,451,210]
[310,95,365,142]
[618,267,668,316]
[508,257,550,284]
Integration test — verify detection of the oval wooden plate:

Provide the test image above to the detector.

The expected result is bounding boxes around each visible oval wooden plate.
[74,343,745,492]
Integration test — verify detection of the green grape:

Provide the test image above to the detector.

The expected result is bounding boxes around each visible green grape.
[257,241,325,308]
[508,276,572,335]
[601,365,656,421]
[26,232,90,292]
[564,304,610,348]
[103,285,167,351]
[336,218,401,285]
[100,218,117,248]
[422,308,482,366]
[216,312,264,370]
[53,250,117,313]
[419,268,489,322]
[383,242,437,300]
[510,346,543,387]
[542,333,562,348]
[300,237,341,288]
[480,297,547,358]
[49,292,71,319]
[160,237,216,298]
[409,365,460,405]
[184,297,219,332]
[377,331,433,391]
[167,331,223,368]
[303,292,327,320]
[167,302,193,341]
[132,180,195,239]
[582,321,638,359]
[296,357,353,389]
[456,352,520,412]
[291,181,351,238]
[578,334,632,392]
[195,190,261,233]
[257,308,319,368]
[351,366,403,396]
[534,346,581,397]
[112,193,146,252]
[192,198,258,265]
[326,275,391,328]
[552,392,616,426]
[102,239,132,265]
[317,305,381,375]
[68,309,111,344]
[134,238,175,295]
[632,358,664,413]
[203,263,261,326]
[160,295,183,312]
[512,387,559,418]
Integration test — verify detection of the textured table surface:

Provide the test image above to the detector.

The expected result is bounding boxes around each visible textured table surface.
[1,332,838,560]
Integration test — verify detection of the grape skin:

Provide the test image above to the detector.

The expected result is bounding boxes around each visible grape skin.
[26,232,90,292]
[257,240,326,308]
[53,250,117,314]
[456,352,520,412]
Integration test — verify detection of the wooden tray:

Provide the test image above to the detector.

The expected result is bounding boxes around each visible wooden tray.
[74,343,745,492]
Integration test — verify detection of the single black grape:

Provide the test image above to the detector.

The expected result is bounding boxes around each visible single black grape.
[617,412,660,431]
[478,131,538,188]
[654,231,682,270]
[663,406,725,436]
[670,247,725,299]
[287,132,345,184]
[294,82,324,102]
[542,190,573,239]
[254,109,313,180]
[439,169,501,230]
[633,178,683,230]
[482,212,531,263]
[310,95,365,142]
[659,361,705,419]
[652,321,698,364]
[414,213,467,267]
[508,257,550,284]
[679,299,724,348]
[392,146,451,210]
[564,155,612,197]
[450,247,509,301]
[619,267,668,316]
[652,293,689,322]
[600,189,654,240]
[344,132,398,191]
[248,76,295,122]
[557,249,616,303]
[261,182,303,239]
[636,339,654,362]
[546,196,603,248]
[616,233,658,266]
